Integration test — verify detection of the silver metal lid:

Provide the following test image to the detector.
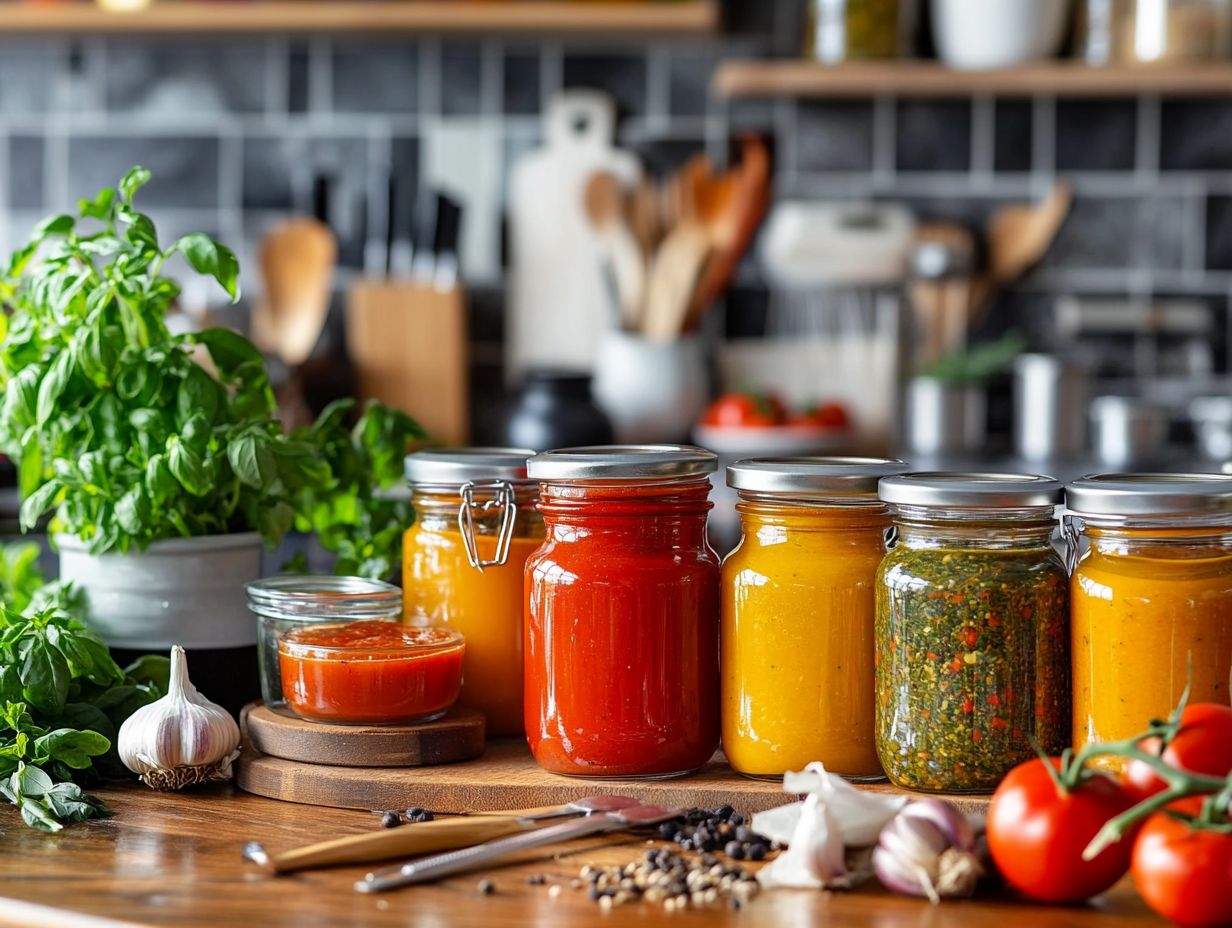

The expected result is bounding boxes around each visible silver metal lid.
[879,472,1064,508]
[1066,473,1232,517]
[526,445,718,481]
[728,457,909,496]
[245,576,402,621]
[405,447,533,485]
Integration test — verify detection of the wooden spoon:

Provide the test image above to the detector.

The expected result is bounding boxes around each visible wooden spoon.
[969,182,1072,317]
[584,171,645,331]
[255,217,337,367]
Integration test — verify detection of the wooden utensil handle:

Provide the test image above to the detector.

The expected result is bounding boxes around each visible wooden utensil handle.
[267,816,536,874]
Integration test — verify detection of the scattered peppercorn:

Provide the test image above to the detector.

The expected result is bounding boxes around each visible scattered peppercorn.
[380,811,402,828]
[477,879,495,895]
[574,848,760,910]
[527,874,548,886]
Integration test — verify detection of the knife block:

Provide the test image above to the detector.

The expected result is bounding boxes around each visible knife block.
[346,280,470,445]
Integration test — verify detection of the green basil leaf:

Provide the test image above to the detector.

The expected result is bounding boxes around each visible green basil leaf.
[32,729,109,770]
[227,433,275,489]
[1,367,39,436]
[33,214,74,239]
[20,639,70,716]
[118,167,151,203]
[19,479,60,533]
[54,704,115,745]
[124,213,158,251]
[35,350,73,427]
[77,188,116,221]
[176,365,222,427]
[144,454,177,505]
[43,781,110,823]
[257,501,296,544]
[167,437,211,497]
[174,234,240,302]
[114,485,150,536]
[17,429,43,500]
[121,655,170,695]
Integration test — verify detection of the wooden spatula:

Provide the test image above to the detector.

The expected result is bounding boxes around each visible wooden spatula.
[254,217,337,367]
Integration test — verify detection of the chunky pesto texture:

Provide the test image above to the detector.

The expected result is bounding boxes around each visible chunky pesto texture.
[875,544,1071,793]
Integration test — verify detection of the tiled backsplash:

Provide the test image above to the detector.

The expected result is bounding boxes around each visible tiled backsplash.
[2,20,1232,414]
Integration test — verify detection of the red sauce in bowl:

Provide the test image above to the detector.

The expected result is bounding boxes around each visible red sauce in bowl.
[277,620,465,724]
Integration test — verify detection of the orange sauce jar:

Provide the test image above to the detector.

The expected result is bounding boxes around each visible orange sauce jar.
[1067,474,1232,764]
[278,620,464,724]
[402,449,541,737]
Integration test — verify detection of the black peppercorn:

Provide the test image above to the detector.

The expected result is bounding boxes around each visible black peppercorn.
[380,811,402,828]
[477,879,496,895]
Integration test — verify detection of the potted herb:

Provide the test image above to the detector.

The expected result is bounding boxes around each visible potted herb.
[0,168,421,707]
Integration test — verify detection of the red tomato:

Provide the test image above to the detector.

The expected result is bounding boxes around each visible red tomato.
[700,392,786,428]
[987,757,1139,903]
[1132,798,1232,928]
[1125,704,1232,802]
[790,402,850,429]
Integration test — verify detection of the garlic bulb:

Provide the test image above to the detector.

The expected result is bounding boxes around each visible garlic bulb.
[117,645,241,791]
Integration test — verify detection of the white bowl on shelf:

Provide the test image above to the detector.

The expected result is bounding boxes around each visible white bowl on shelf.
[693,423,851,457]
[932,0,1071,71]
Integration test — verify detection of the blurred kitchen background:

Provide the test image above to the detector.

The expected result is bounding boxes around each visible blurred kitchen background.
[2,0,1232,541]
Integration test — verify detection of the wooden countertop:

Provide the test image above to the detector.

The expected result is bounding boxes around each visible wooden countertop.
[0,784,1165,928]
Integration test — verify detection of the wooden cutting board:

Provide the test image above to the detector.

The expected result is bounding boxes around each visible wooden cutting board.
[234,739,990,817]
[240,703,485,768]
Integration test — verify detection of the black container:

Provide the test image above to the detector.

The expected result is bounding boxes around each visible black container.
[496,370,614,452]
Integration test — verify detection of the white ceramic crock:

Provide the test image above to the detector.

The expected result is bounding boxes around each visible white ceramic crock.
[56,532,263,650]
[592,329,709,444]
[932,0,1071,70]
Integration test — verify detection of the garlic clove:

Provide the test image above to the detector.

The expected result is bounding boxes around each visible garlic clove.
[117,645,241,791]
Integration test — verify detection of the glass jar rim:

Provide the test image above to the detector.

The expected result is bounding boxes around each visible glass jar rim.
[728,456,908,497]
[1066,472,1232,518]
[405,447,534,486]
[527,444,717,481]
[879,472,1063,508]
[245,576,402,622]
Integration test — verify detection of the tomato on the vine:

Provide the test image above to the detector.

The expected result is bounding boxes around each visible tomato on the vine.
[700,392,787,428]
[1124,704,1232,802]
[789,402,850,429]
[987,757,1139,903]
[1132,797,1232,928]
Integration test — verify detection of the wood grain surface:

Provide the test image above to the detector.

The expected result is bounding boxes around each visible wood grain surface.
[240,702,486,768]
[234,738,993,816]
[0,785,1163,928]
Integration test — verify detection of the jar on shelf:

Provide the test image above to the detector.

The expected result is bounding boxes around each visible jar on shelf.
[246,576,407,711]
[1122,0,1231,64]
[1066,474,1232,766]
[875,473,1070,794]
[403,448,540,737]
[524,445,720,778]
[806,0,903,64]
[722,457,909,781]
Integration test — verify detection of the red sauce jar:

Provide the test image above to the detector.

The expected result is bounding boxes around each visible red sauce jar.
[524,445,720,778]
[278,620,465,725]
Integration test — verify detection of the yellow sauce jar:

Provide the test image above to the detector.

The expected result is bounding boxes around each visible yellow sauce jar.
[1067,474,1232,765]
[721,457,908,779]
[403,449,541,737]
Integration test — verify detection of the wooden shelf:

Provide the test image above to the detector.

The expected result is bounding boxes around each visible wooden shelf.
[0,1,717,35]
[715,59,1232,98]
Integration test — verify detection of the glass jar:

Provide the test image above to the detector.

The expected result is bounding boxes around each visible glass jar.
[807,0,902,63]
[1067,474,1232,766]
[876,474,1070,794]
[403,448,540,737]
[245,576,403,708]
[722,457,908,781]
[525,445,720,779]
[1122,0,1231,63]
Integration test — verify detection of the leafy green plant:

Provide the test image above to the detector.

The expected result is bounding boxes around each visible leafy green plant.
[0,168,423,576]
[289,399,419,580]
[919,332,1028,385]
[0,586,166,831]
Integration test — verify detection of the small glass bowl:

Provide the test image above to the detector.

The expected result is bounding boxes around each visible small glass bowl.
[246,576,404,709]
[277,621,465,725]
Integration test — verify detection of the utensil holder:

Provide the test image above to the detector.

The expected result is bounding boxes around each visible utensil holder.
[592,329,708,444]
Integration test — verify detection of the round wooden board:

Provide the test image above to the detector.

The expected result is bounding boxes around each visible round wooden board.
[239,702,486,767]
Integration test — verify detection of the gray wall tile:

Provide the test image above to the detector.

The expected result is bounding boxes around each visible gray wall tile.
[1043,196,1184,270]
[0,42,56,116]
[795,100,873,172]
[502,49,540,116]
[332,42,418,114]
[242,134,369,212]
[562,51,647,117]
[9,136,45,212]
[1056,100,1136,172]
[104,40,270,114]
[1161,99,1232,171]
[897,100,971,172]
[441,43,482,117]
[668,49,719,116]
[994,100,1033,173]
[1206,195,1232,270]
[68,135,220,208]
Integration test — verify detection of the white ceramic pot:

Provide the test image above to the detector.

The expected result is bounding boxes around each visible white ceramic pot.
[56,532,263,650]
[932,0,1070,70]
[592,330,709,444]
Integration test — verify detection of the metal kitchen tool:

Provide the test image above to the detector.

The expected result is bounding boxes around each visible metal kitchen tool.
[244,796,639,875]
[1090,395,1170,468]
[1013,353,1090,462]
[356,802,682,893]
